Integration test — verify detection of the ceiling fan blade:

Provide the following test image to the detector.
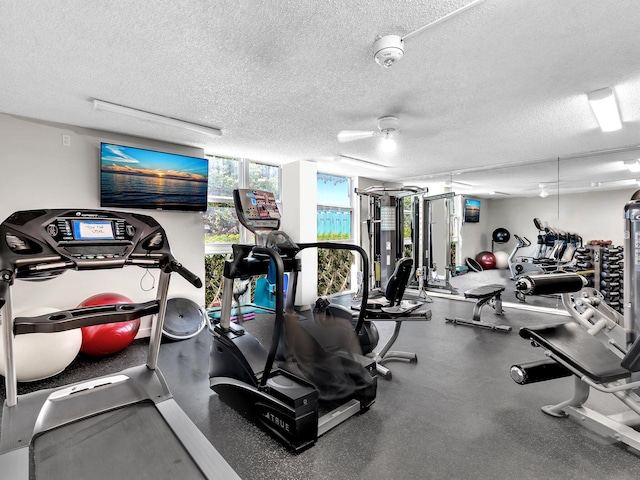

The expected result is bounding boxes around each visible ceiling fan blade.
[336,130,376,143]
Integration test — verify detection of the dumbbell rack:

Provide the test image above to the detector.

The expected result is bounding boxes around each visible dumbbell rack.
[575,244,623,313]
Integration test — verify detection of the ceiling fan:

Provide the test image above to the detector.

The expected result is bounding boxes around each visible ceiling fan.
[337,116,399,147]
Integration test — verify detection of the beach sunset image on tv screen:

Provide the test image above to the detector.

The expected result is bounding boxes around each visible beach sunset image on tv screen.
[464,198,481,223]
[100,143,208,211]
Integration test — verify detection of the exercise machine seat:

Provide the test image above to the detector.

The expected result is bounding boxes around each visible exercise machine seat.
[519,322,630,384]
[464,284,505,300]
[359,258,432,379]
[383,257,413,306]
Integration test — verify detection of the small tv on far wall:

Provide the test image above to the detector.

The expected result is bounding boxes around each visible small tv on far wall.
[464,198,481,223]
[100,143,208,212]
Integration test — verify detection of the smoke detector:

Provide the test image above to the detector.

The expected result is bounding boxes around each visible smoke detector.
[373,35,404,68]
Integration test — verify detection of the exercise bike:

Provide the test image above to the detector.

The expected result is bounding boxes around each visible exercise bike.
[209,189,377,452]
[508,234,564,279]
[509,220,581,279]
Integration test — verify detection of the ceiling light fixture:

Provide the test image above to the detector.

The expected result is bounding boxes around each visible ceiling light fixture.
[444,180,473,190]
[336,155,387,171]
[624,159,640,172]
[92,99,222,137]
[587,87,622,132]
[539,189,549,198]
[373,0,486,68]
[380,132,397,152]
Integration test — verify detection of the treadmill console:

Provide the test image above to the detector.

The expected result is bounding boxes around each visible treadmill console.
[233,189,281,234]
[1,209,169,279]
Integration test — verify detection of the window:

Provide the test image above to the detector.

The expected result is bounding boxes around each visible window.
[249,161,280,198]
[205,156,281,253]
[208,156,239,197]
[317,174,352,241]
[317,173,354,296]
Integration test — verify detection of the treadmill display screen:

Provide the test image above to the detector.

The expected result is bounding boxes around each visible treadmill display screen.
[72,220,114,240]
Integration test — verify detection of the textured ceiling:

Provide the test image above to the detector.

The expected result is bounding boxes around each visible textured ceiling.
[2,0,640,197]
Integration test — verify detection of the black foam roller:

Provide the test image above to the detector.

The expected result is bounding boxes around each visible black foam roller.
[515,273,584,295]
[510,359,572,384]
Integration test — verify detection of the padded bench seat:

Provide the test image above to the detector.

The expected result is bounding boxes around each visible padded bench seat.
[519,322,630,384]
[464,284,505,299]
[445,283,510,332]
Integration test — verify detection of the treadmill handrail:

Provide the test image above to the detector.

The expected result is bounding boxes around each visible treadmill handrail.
[13,300,160,335]
[163,255,203,288]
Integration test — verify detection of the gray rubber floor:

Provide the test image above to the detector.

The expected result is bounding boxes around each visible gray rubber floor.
[3,296,640,479]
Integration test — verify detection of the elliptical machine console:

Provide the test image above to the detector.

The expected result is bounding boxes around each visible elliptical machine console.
[209,189,376,451]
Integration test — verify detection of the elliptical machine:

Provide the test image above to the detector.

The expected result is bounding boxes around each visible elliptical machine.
[209,189,377,451]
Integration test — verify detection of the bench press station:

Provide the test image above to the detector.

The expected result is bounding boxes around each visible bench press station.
[445,284,511,333]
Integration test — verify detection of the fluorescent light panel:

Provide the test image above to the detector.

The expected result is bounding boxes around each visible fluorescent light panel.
[587,87,622,132]
[336,155,387,171]
[625,159,640,172]
[92,99,222,137]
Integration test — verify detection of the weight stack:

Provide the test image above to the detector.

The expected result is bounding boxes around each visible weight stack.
[597,244,624,314]
[574,246,595,287]
[625,197,640,336]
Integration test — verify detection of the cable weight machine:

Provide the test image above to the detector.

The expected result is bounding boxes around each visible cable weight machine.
[420,192,459,295]
[354,186,425,295]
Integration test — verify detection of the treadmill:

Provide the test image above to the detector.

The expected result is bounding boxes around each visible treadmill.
[0,209,240,479]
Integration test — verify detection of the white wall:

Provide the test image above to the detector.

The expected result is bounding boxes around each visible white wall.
[0,114,206,336]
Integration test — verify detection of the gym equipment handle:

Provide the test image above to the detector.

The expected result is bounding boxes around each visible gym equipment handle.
[168,258,203,288]
[513,234,531,247]
[13,300,160,335]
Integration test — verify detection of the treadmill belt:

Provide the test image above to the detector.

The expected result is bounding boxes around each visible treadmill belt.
[31,402,206,480]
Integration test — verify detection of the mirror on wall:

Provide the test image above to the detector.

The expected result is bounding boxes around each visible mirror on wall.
[364,146,640,313]
[409,160,560,310]
[412,146,640,312]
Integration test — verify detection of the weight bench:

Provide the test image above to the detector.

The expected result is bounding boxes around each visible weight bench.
[445,284,511,332]
[512,322,640,450]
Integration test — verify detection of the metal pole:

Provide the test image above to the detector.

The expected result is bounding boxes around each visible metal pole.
[2,286,17,407]
[147,270,170,370]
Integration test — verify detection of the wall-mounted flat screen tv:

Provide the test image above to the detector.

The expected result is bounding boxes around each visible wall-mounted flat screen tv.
[464,198,481,223]
[100,143,208,212]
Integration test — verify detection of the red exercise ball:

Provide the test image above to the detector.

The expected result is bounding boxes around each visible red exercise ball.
[78,292,141,356]
[475,251,497,270]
